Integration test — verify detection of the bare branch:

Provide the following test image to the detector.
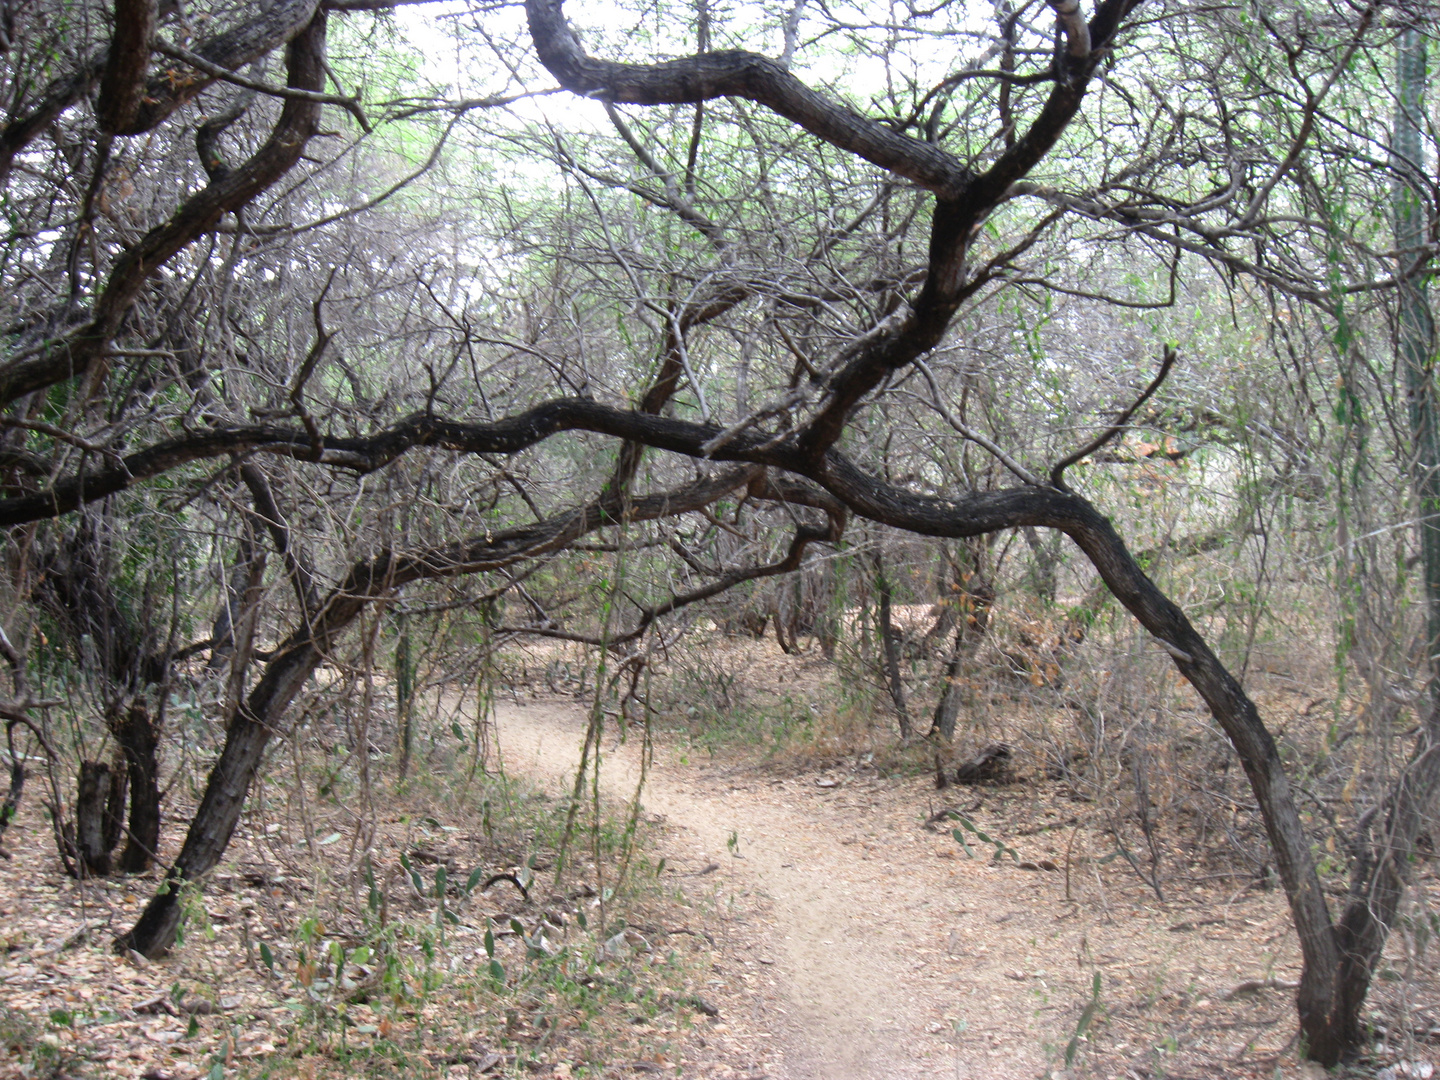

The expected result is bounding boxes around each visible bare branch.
[155,36,372,132]
[1049,345,1179,492]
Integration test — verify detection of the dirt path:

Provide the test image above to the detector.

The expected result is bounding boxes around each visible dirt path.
[496,698,1074,1080]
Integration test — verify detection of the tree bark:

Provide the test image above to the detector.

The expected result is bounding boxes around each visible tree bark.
[102,749,128,855]
[73,760,114,877]
[395,612,414,779]
[930,567,993,742]
[95,0,157,134]
[113,700,161,873]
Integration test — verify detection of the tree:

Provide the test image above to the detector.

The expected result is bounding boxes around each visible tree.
[0,0,1437,1064]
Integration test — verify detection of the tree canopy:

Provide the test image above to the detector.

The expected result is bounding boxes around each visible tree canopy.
[0,0,1437,1064]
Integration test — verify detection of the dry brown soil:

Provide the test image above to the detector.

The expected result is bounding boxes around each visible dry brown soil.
[493,695,1349,1080]
[2,652,1434,1080]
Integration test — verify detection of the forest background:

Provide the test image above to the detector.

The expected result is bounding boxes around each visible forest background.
[0,0,1439,1074]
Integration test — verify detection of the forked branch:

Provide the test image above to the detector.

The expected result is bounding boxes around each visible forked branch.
[1048,345,1177,492]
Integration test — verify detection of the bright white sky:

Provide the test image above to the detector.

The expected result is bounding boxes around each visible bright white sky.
[395,0,1000,132]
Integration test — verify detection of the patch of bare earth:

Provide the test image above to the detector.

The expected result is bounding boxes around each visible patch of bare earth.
[1,634,1435,1080]
[493,680,1437,1080]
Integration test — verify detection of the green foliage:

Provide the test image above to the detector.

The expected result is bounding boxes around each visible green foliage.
[948,815,1019,863]
[1064,972,1103,1068]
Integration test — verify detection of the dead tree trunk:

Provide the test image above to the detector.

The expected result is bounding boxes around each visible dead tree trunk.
[71,759,126,877]
[112,700,160,873]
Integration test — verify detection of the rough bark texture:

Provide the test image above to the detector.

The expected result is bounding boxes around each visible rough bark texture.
[113,701,161,873]
[96,0,158,134]
[73,760,114,877]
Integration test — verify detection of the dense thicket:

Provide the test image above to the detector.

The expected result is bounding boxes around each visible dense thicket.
[0,0,1436,1063]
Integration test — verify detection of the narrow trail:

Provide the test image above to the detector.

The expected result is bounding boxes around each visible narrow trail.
[494,698,1070,1080]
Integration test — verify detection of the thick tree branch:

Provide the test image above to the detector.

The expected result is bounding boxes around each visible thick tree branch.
[155,37,371,132]
[0,11,327,408]
[128,0,323,133]
[96,0,158,134]
[0,0,320,181]
[525,0,973,198]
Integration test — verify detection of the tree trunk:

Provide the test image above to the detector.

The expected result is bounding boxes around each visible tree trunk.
[207,530,260,671]
[772,583,798,655]
[116,636,327,957]
[929,576,993,741]
[1031,499,1344,1064]
[102,748,128,855]
[73,760,115,877]
[113,700,161,873]
[931,626,966,742]
[1021,525,1060,605]
[816,557,840,660]
[0,732,23,854]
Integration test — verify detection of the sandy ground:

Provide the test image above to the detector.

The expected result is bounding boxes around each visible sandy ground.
[494,696,1255,1080]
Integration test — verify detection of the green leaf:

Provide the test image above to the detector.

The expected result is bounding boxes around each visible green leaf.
[1064,973,1103,1067]
[365,857,381,912]
[488,958,505,984]
[317,831,342,846]
[951,828,976,858]
[655,858,666,876]
[187,1013,200,1038]
[466,867,484,894]
[484,926,496,958]
[400,852,423,893]
[452,721,466,742]
[435,866,447,896]
[350,945,372,966]
[509,918,525,937]
[444,908,460,925]
[259,942,275,972]
[576,909,587,931]
[209,1061,225,1080]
